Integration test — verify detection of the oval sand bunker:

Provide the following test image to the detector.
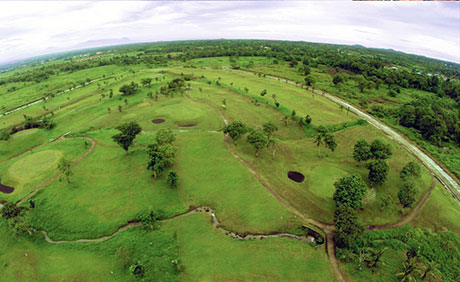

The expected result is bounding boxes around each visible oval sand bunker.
[0,183,14,194]
[288,171,305,183]
[152,119,165,124]
[178,123,197,127]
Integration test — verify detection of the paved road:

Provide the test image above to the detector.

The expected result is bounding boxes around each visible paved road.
[232,69,460,204]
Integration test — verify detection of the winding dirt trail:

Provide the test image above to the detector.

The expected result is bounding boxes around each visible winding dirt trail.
[16,136,96,206]
[39,206,316,245]
[231,68,460,204]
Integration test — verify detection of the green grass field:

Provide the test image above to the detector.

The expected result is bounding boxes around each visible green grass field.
[0,52,458,281]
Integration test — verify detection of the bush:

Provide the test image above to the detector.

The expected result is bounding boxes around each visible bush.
[0,128,10,141]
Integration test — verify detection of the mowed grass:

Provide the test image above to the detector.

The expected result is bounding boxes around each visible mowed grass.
[0,137,87,202]
[169,67,358,126]
[411,180,460,235]
[172,131,302,233]
[230,124,432,225]
[28,129,302,241]
[28,129,186,240]
[163,213,335,282]
[0,129,48,165]
[188,81,306,139]
[0,219,180,281]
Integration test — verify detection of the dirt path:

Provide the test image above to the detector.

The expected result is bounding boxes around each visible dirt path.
[16,136,96,206]
[231,69,460,204]
[368,176,435,231]
[39,206,317,245]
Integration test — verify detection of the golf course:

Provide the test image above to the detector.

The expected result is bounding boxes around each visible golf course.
[0,40,459,281]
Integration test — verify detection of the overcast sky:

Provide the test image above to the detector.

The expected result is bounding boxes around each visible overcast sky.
[0,1,459,65]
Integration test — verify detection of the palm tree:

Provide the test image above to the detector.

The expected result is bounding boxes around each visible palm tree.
[366,247,387,269]
[419,260,438,280]
[315,134,324,156]
[397,258,419,282]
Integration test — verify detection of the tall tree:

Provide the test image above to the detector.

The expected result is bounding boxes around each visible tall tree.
[353,138,371,163]
[223,121,248,145]
[247,130,269,157]
[146,143,175,178]
[367,159,389,186]
[112,122,142,154]
[400,161,421,181]
[398,181,417,208]
[333,174,368,209]
[370,139,392,160]
[334,204,363,249]
[262,122,278,139]
[324,133,337,152]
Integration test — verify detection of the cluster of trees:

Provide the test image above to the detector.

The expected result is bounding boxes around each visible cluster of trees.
[119,81,139,96]
[314,127,337,157]
[333,175,367,249]
[0,114,56,141]
[0,202,32,237]
[223,121,279,157]
[353,138,392,186]
[159,78,186,97]
[399,96,460,146]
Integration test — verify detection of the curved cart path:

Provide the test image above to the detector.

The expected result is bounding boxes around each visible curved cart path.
[16,136,96,206]
[230,68,460,204]
[367,175,435,231]
[39,206,316,245]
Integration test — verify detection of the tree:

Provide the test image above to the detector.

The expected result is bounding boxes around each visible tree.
[398,181,417,208]
[370,139,392,160]
[247,130,268,157]
[400,161,421,181]
[167,171,179,188]
[353,138,371,163]
[260,89,267,96]
[58,158,73,183]
[0,128,10,141]
[397,258,419,282]
[223,121,248,144]
[262,122,278,139]
[146,143,175,178]
[365,247,387,269]
[141,78,152,87]
[334,204,363,249]
[155,128,176,145]
[333,74,345,86]
[315,133,324,156]
[304,114,312,125]
[324,133,337,152]
[367,159,389,186]
[333,174,368,209]
[305,75,315,86]
[146,128,176,177]
[112,122,142,154]
[0,202,21,219]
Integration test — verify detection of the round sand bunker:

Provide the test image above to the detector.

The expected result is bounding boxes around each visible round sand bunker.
[152,119,165,124]
[287,171,305,183]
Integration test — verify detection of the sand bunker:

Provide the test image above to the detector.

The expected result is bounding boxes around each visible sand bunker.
[152,119,165,124]
[287,171,305,183]
[0,183,14,194]
[178,123,197,127]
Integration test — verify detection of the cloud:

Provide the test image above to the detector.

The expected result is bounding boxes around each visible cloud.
[0,1,458,65]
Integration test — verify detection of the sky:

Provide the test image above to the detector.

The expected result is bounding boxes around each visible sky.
[0,1,459,65]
